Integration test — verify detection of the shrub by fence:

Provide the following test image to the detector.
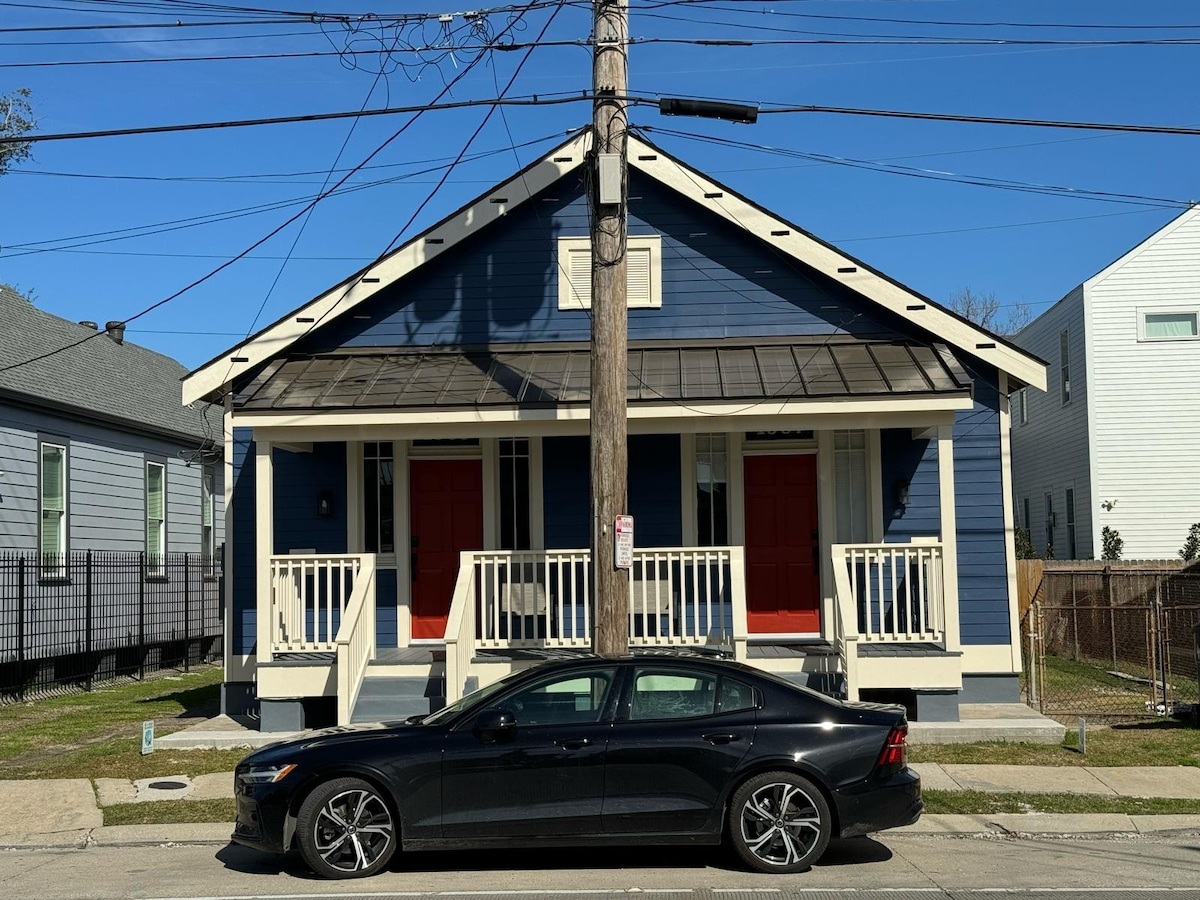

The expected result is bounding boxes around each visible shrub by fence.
[0,551,222,701]
[1022,560,1200,723]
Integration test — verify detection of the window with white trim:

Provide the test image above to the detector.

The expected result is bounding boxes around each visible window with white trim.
[363,442,395,554]
[146,460,166,575]
[201,463,216,566]
[39,440,67,574]
[557,235,662,310]
[1139,310,1198,341]
[1059,329,1072,406]
[1065,488,1077,560]
[834,430,869,544]
[695,434,728,546]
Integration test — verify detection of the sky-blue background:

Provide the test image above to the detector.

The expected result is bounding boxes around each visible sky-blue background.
[3,0,1197,369]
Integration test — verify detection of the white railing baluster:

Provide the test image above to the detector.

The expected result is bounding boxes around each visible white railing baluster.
[832,542,945,649]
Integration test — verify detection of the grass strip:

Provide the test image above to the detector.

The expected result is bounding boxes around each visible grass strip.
[922,789,1200,816]
[103,798,237,827]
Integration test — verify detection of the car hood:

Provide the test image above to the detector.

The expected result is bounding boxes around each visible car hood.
[241,721,421,765]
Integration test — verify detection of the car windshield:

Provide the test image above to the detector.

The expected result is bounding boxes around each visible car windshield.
[419,670,527,726]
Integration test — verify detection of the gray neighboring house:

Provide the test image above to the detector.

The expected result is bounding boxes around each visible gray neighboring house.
[0,285,224,559]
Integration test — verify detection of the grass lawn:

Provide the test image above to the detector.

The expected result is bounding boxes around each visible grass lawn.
[0,666,251,780]
[910,719,1200,768]
[922,789,1200,816]
[104,798,237,827]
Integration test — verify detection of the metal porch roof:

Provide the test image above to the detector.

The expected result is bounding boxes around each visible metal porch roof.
[233,337,973,412]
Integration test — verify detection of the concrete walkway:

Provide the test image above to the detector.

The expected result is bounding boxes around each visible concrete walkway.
[0,763,1197,846]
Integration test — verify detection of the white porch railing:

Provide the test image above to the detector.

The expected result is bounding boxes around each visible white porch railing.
[445,547,747,701]
[268,554,372,655]
[832,542,945,644]
[335,555,377,725]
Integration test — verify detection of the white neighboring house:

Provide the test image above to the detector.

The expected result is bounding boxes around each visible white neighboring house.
[1011,205,1200,560]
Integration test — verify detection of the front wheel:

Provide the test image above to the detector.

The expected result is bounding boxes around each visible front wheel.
[295,777,397,879]
[728,771,831,874]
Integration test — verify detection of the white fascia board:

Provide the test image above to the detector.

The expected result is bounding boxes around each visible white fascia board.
[626,136,1047,392]
[1084,204,1200,291]
[182,131,592,406]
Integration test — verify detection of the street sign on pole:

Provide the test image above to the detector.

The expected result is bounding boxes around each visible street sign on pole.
[615,515,634,570]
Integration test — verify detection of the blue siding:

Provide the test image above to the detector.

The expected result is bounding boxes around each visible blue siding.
[953,367,1010,646]
[881,430,940,542]
[302,171,905,353]
[271,443,347,555]
[542,436,589,549]
[541,434,682,549]
[231,427,255,656]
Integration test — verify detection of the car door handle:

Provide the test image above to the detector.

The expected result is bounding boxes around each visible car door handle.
[555,738,591,750]
[702,732,742,745]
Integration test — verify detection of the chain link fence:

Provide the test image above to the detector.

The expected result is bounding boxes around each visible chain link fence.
[1021,561,1200,723]
[0,551,223,702]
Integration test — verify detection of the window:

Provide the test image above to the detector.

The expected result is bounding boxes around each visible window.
[834,430,869,543]
[498,439,531,551]
[557,235,663,310]
[1022,497,1031,533]
[1065,488,1077,560]
[1044,492,1054,556]
[631,670,718,720]
[1059,329,1072,406]
[201,464,216,566]
[363,442,395,554]
[696,434,728,546]
[1018,389,1028,425]
[503,669,616,727]
[146,460,166,576]
[39,440,67,575]
[1139,311,1199,341]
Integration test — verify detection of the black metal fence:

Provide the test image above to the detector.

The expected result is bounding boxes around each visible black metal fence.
[0,551,223,701]
[1022,561,1200,723]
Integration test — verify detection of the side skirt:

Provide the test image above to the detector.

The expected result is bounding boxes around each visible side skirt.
[403,833,723,852]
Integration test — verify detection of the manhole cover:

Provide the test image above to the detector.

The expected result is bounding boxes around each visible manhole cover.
[149,780,188,791]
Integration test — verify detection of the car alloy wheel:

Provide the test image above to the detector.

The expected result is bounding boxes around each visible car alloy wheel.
[296,777,397,879]
[729,771,831,874]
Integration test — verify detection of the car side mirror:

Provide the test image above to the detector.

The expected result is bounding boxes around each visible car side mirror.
[474,707,517,743]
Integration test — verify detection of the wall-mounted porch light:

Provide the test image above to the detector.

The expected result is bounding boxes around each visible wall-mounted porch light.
[317,490,334,518]
[894,478,911,511]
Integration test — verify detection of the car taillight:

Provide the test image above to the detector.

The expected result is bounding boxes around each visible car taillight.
[877,724,907,768]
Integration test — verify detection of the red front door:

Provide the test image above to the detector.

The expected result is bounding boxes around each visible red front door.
[410,459,483,640]
[743,454,821,635]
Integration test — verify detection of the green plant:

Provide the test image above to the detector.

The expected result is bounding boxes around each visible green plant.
[1044,542,1055,560]
[1180,523,1200,562]
[1015,526,1035,560]
[1102,526,1123,561]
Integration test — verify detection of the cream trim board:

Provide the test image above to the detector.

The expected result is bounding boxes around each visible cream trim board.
[228,653,255,682]
[936,425,962,654]
[222,395,237,681]
[816,430,836,641]
[557,235,663,310]
[998,373,1022,672]
[254,441,274,666]
[482,438,499,551]
[346,441,363,553]
[529,436,546,551]
[728,433,746,548]
[959,643,1020,676]
[395,441,412,648]
[626,136,1046,392]
[867,429,883,542]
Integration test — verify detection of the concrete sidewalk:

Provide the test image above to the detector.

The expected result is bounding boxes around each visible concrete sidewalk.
[1,764,1198,845]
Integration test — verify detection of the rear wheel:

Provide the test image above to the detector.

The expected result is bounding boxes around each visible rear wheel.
[728,771,831,874]
[295,777,397,879]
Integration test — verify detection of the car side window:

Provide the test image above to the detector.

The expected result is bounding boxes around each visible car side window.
[630,669,718,721]
[503,670,616,727]
[718,677,757,713]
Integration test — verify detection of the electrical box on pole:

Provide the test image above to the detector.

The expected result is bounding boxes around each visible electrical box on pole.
[598,153,623,205]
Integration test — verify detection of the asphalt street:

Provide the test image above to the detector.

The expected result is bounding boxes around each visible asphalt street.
[0,834,1198,900]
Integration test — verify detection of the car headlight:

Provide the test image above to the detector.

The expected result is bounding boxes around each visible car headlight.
[238,763,297,785]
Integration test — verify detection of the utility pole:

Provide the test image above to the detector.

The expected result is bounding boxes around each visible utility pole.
[590,0,629,657]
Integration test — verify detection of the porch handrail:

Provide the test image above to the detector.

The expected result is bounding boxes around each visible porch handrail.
[269,554,366,655]
[335,554,377,725]
[831,542,945,646]
[444,550,479,704]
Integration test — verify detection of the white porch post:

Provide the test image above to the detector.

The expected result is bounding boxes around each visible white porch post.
[255,439,274,667]
[937,425,962,654]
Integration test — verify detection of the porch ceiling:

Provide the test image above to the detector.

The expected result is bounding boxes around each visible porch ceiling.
[233,336,972,412]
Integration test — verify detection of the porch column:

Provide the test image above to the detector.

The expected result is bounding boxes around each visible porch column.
[255,440,274,666]
[936,425,962,654]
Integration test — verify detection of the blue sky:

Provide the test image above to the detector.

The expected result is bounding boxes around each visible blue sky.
[2,0,1197,369]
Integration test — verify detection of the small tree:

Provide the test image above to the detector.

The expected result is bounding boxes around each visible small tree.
[1015,525,1035,560]
[1101,526,1123,561]
[947,286,1033,336]
[1044,542,1055,561]
[1180,523,1200,562]
[1,88,34,176]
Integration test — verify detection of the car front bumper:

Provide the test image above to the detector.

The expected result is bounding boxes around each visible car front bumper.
[231,782,292,854]
[833,768,922,839]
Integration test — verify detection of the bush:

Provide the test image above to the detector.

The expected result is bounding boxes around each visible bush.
[1015,526,1035,560]
[1101,526,1123,561]
[1181,523,1200,562]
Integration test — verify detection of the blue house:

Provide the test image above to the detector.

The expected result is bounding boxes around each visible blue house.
[183,131,1046,731]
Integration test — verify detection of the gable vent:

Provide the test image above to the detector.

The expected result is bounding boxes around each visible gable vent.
[837,266,857,274]
[558,235,662,310]
[771,229,790,236]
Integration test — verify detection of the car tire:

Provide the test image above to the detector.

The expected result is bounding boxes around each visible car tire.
[728,770,832,874]
[295,777,398,879]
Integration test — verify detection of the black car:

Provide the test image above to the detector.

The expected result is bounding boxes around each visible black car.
[232,655,920,879]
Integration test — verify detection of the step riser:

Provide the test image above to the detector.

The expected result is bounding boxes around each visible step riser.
[352,671,446,724]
